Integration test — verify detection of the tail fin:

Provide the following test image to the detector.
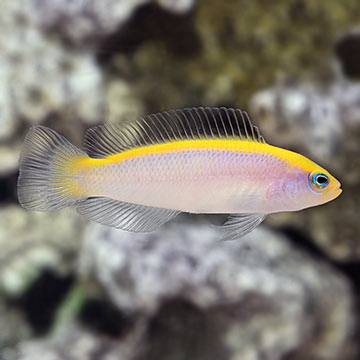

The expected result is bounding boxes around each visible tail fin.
[18,125,88,212]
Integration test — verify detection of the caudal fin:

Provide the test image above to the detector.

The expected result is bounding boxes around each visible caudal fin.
[18,125,88,212]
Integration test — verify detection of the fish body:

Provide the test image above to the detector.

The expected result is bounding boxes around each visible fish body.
[18,107,342,238]
[73,139,338,214]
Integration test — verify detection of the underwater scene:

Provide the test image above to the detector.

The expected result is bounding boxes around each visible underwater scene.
[1,0,360,359]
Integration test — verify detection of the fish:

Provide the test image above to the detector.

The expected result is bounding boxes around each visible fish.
[17,107,342,239]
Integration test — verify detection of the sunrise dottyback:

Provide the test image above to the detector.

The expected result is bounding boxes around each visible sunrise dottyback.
[17,107,342,239]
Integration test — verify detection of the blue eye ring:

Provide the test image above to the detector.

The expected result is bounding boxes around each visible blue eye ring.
[312,172,329,188]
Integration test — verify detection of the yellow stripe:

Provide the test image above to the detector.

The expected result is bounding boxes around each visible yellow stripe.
[74,138,322,174]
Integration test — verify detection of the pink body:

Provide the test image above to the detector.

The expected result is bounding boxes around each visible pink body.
[78,148,308,214]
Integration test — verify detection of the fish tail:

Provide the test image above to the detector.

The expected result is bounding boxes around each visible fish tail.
[18,125,88,212]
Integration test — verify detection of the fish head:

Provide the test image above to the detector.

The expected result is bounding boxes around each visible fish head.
[304,168,342,205]
[282,157,342,211]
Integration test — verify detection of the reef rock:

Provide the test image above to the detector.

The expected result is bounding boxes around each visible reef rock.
[105,0,360,115]
[0,143,22,176]
[250,80,360,261]
[0,205,87,358]
[0,297,32,360]
[0,205,85,297]
[17,323,135,360]
[29,0,196,45]
[1,0,104,127]
[73,220,355,360]
[0,0,106,177]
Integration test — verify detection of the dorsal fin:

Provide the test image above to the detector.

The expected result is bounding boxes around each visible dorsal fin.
[84,107,266,158]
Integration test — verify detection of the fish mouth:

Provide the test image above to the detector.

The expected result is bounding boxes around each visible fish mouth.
[335,186,343,197]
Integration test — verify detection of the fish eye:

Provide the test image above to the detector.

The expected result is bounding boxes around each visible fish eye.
[311,172,329,189]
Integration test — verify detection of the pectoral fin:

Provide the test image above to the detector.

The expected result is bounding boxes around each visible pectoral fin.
[221,213,267,240]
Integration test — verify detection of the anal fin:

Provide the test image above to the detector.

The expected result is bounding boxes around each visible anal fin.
[221,213,267,240]
[77,197,180,232]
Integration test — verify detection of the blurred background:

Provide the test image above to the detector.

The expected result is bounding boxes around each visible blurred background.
[1,0,360,359]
